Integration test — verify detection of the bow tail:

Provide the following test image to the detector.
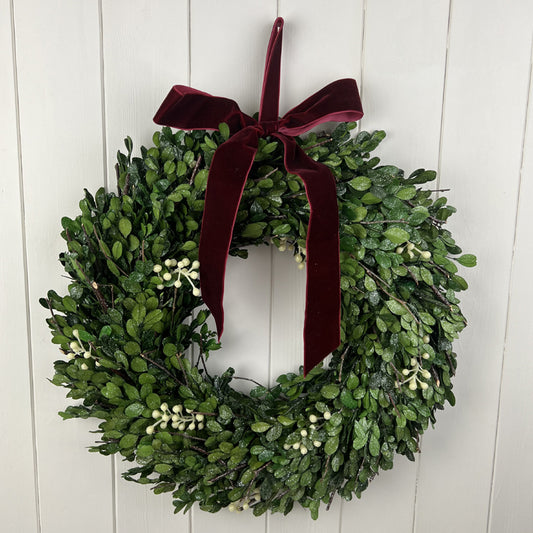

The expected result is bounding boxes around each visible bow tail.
[277,136,342,374]
[199,128,259,339]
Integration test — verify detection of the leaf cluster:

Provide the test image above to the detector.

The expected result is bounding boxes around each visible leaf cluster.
[42,122,475,519]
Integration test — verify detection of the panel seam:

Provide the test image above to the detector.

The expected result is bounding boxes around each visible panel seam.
[10,0,42,530]
[436,0,453,193]
[486,33,533,533]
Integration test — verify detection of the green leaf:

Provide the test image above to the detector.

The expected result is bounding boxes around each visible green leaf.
[384,227,410,244]
[321,384,340,399]
[361,192,382,205]
[119,434,138,449]
[385,299,406,315]
[219,122,230,141]
[112,241,123,260]
[146,393,161,410]
[130,356,148,373]
[369,434,380,456]
[242,222,267,239]
[396,186,417,200]
[124,402,144,418]
[457,254,477,267]
[119,218,132,238]
[194,169,209,191]
[349,176,371,191]
[325,436,339,455]
[137,444,153,458]
[251,422,271,433]
[340,388,358,409]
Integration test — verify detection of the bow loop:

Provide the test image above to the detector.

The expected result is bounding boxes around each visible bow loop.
[279,79,363,136]
[154,85,255,133]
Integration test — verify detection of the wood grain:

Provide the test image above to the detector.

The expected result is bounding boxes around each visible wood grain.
[0,0,39,531]
[414,2,533,532]
[13,1,114,531]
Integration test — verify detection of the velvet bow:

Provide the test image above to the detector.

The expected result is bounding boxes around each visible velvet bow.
[154,17,363,374]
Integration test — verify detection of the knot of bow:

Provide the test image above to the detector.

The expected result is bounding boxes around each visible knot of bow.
[154,17,363,374]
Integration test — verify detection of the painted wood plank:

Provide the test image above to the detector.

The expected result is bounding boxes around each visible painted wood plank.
[414,2,533,532]
[338,2,451,532]
[0,1,40,531]
[100,1,191,531]
[488,42,533,533]
[269,2,363,530]
[189,2,277,531]
[13,1,114,532]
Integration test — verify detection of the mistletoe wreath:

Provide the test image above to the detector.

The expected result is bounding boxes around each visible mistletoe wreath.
[43,19,475,519]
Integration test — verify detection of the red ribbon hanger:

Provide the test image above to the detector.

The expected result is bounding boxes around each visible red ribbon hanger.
[154,17,363,374]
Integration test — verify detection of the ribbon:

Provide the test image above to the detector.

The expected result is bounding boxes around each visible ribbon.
[154,17,363,374]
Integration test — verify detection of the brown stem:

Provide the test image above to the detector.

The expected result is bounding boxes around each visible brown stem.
[405,266,419,286]
[387,393,401,417]
[140,240,145,262]
[254,167,278,182]
[208,463,247,483]
[92,226,128,276]
[359,219,408,225]
[232,376,265,388]
[304,136,332,151]
[46,298,65,335]
[338,346,349,383]
[190,445,208,455]
[175,353,190,387]
[170,432,206,442]
[189,154,202,185]
[430,285,453,308]
[139,352,183,386]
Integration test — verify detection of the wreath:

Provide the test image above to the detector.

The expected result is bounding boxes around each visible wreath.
[42,18,475,520]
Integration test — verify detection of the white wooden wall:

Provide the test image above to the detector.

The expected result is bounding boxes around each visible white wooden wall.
[2,1,532,532]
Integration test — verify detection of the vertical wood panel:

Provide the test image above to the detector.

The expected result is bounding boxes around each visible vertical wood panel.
[414,2,533,532]
[0,0,39,531]
[340,2,451,532]
[101,2,190,531]
[270,1,363,528]
[13,1,114,531]
[189,2,277,531]
[488,42,533,533]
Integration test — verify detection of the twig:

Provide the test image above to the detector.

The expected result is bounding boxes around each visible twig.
[359,262,391,288]
[405,266,419,286]
[321,455,331,481]
[326,490,335,511]
[171,287,178,323]
[304,136,332,151]
[90,281,109,313]
[338,346,349,383]
[123,173,130,196]
[359,219,408,225]
[140,240,145,262]
[406,200,444,227]
[190,445,208,455]
[430,285,453,308]
[175,353,190,387]
[45,298,65,335]
[189,155,202,185]
[208,463,247,483]
[232,376,265,388]
[170,432,206,442]
[387,393,401,417]
[92,226,128,275]
[139,352,184,386]
[254,167,278,182]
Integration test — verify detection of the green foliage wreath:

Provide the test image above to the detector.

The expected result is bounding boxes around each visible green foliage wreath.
[42,122,475,519]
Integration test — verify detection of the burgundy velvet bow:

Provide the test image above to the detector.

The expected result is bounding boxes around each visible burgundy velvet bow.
[154,18,363,374]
